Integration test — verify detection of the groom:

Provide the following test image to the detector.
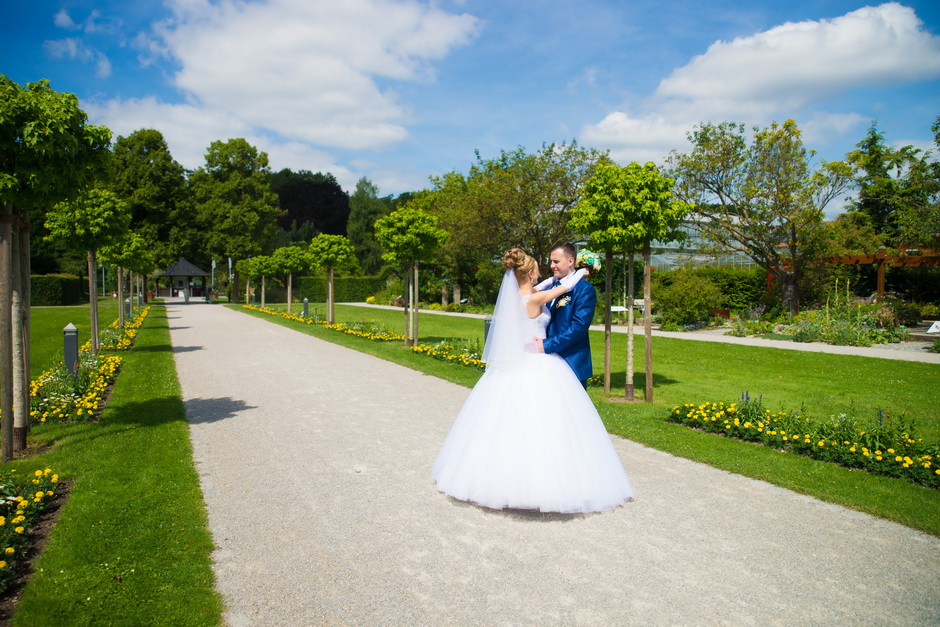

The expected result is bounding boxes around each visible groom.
[530,242,596,389]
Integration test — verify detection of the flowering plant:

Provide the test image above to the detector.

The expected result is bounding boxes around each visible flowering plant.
[576,250,601,271]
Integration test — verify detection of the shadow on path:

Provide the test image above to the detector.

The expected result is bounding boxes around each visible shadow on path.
[184,397,257,425]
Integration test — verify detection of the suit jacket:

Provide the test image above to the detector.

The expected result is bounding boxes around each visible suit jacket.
[543,278,596,382]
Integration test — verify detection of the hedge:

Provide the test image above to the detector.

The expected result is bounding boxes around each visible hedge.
[654,266,767,312]
[298,276,386,302]
[31,274,86,306]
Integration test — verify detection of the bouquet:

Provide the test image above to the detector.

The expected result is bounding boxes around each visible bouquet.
[576,250,601,271]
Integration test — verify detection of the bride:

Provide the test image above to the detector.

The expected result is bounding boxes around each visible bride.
[432,248,634,513]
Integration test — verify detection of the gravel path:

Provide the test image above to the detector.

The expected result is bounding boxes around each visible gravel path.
[169,301,940,626]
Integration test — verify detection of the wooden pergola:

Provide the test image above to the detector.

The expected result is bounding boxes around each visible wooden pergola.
[828,248,940,299]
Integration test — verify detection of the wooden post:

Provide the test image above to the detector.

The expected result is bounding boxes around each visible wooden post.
[643,242,653,403]
[412,262,419,344]
[625,251,635,401]
[603,248,612,394]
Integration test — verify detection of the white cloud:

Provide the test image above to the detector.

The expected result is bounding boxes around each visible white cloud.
[580,3,940,165]
[150,0,480,150]
[53,9,81,30]
[656,3,940,109]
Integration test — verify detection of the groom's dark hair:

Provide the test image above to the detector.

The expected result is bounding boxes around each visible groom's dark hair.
[551,242,576,260]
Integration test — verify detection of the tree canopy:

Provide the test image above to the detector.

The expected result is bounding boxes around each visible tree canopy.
[110,128,189,269]
[270,168,350,236]
[347,177,391,274]
[666,119,851,315]
[190,138,282,265]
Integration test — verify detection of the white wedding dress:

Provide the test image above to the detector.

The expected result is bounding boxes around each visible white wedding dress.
[432,291,634,513]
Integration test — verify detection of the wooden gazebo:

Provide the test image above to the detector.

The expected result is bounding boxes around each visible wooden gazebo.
[828,247,940,299]
[157,258,210,298]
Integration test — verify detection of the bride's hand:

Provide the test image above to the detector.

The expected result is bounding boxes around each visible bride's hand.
[561,268,588,291]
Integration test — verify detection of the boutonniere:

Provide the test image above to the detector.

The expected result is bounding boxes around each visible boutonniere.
[556,295,572,308]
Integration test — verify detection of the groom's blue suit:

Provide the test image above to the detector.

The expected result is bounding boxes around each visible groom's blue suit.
[543,277,596,383]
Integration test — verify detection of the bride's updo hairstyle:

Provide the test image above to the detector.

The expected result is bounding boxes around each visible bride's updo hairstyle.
[503,248,537,284]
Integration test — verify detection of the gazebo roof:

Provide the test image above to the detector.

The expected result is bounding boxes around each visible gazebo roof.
[160,257,210,277]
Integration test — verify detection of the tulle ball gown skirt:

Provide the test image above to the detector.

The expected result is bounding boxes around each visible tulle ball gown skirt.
[433,353,634,513]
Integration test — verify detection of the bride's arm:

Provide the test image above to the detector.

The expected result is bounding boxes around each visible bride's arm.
[527,269,587,307]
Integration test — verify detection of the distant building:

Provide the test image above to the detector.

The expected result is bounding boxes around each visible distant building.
[649,222,755,271]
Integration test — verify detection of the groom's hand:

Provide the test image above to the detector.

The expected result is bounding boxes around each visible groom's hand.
[524,338,545,354]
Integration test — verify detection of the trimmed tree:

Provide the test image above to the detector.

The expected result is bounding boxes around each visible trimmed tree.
[374,206,448,346]
[308,234,356,324]
[0,75,110,456]
[573,162,690,402]
[270,246,310,314]
[46,188,131,353]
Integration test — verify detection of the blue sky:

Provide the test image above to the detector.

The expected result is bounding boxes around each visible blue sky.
[3,0,939,212]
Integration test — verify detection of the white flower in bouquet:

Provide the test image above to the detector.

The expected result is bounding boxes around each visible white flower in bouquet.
[576,250,601,271]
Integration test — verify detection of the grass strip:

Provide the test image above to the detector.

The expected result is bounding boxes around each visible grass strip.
[235,303,940,536]
[9,303,222,625]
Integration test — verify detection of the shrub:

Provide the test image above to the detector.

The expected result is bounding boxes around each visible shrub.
[930,338,940,354]
[654,271,723,326]
[299,276,387,302]
[31,274,85,306]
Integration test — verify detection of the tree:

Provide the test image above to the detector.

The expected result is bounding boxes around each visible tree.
[374,206,448,346]
[270,245,309,314]
[430,142,606,267]
[235,257,256,304]
[667,120,850,317]
[189,139,282,301]
[0,75,111,457]
[111,129,189,269]
[46,188,131,353]
[347,177,391,274]
[895,117,940,251]
[270,169,349,236]
[100,231,157,324]
[572,161,690,401]
[308,234,357,324]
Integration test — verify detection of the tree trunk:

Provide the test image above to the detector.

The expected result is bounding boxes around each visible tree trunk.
[441,284,449,306]
[0,204,13,461]
[643,242,653,403]
[11,224,26,451]
[402,268,410,347]
[261,275,266,309]
[19,215,31,437]
[117,266,125,328]
[88,250,99,354]
[603,248,612,394]
[779,271,800,317]
[625,251,635,401]
[327,266,335,324]
[453,284,461,306]
[245,275,250,304]
[287,272,293,315]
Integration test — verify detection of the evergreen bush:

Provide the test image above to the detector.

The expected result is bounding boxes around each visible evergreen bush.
[31,274,85,306]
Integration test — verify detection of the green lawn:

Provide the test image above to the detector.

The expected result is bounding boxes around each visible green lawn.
[29,298,122,378]
[10,303,222,625]
[243,302,940,535]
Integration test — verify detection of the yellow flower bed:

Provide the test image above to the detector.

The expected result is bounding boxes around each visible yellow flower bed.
[244,305,484,369]
[668,393,938,490]
[0,467,61,593]
[26,306,151,424]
